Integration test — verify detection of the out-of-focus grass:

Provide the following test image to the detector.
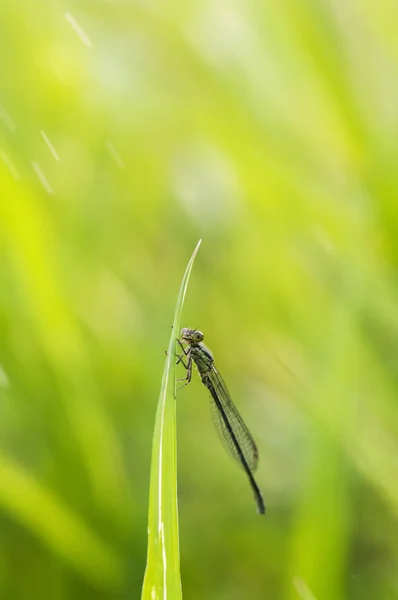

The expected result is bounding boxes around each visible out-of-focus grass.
[1,1,398,599]
[0,452,122,587]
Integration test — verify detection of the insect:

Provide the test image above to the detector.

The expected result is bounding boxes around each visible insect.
[177,328,265,515]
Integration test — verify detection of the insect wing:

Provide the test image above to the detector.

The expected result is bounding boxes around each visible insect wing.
[208,367,259,472]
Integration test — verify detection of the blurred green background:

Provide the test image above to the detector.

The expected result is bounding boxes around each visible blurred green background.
[1,1,398,599]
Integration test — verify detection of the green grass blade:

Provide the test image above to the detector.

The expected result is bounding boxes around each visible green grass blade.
[141,240,202,600]
[0,452,123,588]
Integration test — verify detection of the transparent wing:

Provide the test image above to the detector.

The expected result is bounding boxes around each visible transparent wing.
[207,366,259,472]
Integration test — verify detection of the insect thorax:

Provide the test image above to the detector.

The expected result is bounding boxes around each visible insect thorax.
[191,343,213,375]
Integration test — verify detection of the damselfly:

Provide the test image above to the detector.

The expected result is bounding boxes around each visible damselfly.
[177,328,265,515]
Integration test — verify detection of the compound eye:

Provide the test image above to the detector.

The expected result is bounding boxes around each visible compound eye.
[193,330,204,342]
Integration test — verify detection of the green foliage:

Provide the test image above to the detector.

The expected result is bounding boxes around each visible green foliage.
[1,2,398,600]
[142,240,201,600]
